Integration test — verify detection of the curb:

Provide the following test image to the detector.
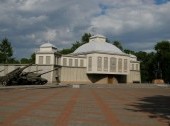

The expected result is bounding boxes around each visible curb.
[0,84,70,90]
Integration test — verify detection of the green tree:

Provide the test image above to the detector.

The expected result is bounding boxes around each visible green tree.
[8,58,20,64]
[124,49,135,55]
[20,53,35,64]
[113,41,123,51]
[70,41,82,52]
[20,58,30,64]
[0,38,13,63]
[81,33,91,44]
[60,48,72,54]
[154,41,170,83]
[60,33,91,54]
[30,53,35,63]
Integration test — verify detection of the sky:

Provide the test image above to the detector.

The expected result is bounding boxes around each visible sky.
[0,0,170,59]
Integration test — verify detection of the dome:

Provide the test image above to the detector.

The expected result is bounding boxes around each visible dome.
[73,35,124,55]
[40,42,56,48]
[129,54,137,58]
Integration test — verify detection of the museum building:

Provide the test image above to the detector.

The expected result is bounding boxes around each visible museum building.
[35,34,141,84]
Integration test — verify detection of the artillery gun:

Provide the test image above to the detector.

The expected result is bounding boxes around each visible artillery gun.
[19,68,57,85]
[0,64,32,86]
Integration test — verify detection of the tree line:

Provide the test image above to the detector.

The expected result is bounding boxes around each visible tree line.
[0,33,170,83]
[0,38,35,64]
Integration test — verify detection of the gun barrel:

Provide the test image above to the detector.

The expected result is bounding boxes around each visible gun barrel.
[38,68,57,77]
[29,69,42,73]
[20,63,33,71]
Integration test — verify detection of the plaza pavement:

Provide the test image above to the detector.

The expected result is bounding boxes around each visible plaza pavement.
[0,84,170,126]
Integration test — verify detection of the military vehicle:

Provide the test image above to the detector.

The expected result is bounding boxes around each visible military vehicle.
[0,64,32,86]
[18,68,57,85]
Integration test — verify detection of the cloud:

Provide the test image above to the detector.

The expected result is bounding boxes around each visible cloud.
[0,0,170,58]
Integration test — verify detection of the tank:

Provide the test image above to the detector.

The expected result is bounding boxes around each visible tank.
[18,68,57,85]
[0,64,33,86]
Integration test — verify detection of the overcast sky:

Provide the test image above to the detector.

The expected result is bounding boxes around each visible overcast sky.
[0,0,170,59]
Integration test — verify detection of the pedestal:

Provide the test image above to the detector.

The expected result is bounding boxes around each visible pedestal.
[152,79,164,84]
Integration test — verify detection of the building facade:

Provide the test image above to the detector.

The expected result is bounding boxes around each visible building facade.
[35,34,141,84]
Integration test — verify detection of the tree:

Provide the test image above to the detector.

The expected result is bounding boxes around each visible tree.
[20,58,30,64]
[70,41,82,52]
[60,48,72,54]
[30,53,35,63]
[60,33,91,54]
[113,41,123,51]
[154,41,170,83]
[124,49,135,55]
[0,38,13,63]
[81,33,91,44]
[20,53,35,64]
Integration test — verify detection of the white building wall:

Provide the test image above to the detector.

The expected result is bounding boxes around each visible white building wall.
[60,67,90,84]
[36,54,55,65]
[127,71,141,83]
[86,53,130,75]
[60,67,109,84]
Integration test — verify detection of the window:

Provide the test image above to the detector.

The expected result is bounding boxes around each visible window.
[124,59,128,72]
[104,57,108,71]
[97,57,102,71]
[136,64,139,70]
[75,59,78,67]
[110,57,116,72]
[80,59,84,67]
[118,58,122,72]
[132,64,134,70]
[63,58,67,66]
[69,59,73,66]
[46,56,51,64]
[39,56,43,64]
[88,57,92,71]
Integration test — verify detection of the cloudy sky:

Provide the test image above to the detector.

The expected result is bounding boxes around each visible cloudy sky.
[0,0,170,59]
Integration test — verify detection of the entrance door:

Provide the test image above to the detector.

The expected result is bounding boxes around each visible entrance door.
[108,75,113,84]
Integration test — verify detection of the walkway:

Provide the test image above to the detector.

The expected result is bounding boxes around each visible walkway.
[0,84,170,126]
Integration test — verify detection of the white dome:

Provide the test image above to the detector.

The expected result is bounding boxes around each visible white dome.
[40,42,56,48]
[129,54,137,58]
[73,35,124,55]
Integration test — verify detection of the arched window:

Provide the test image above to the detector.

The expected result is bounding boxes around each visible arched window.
[97,57,102,71]
[124,59,128,72]
[136,64,139,70]
[104,57,108,71]
[88,57,92,71]
[75,59,78,67]
[110,57,116,72]
[69,59,73,66]
[80,59,84,67]
[118,58,122,72]
[46,56,51,64]
[132,64,134,70]
[63,58,67,66]
[39,56,43,64]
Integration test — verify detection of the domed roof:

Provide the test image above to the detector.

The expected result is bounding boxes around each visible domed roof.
[129,54,137,58]
[40,42,56,48]
[73,34,125,55]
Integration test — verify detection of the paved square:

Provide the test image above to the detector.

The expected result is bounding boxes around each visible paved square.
[0,84,170,126]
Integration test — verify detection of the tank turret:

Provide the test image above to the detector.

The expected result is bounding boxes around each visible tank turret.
[19,68,57,85]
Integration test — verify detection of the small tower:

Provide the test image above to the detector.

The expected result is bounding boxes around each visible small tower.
[35,42,58,65]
